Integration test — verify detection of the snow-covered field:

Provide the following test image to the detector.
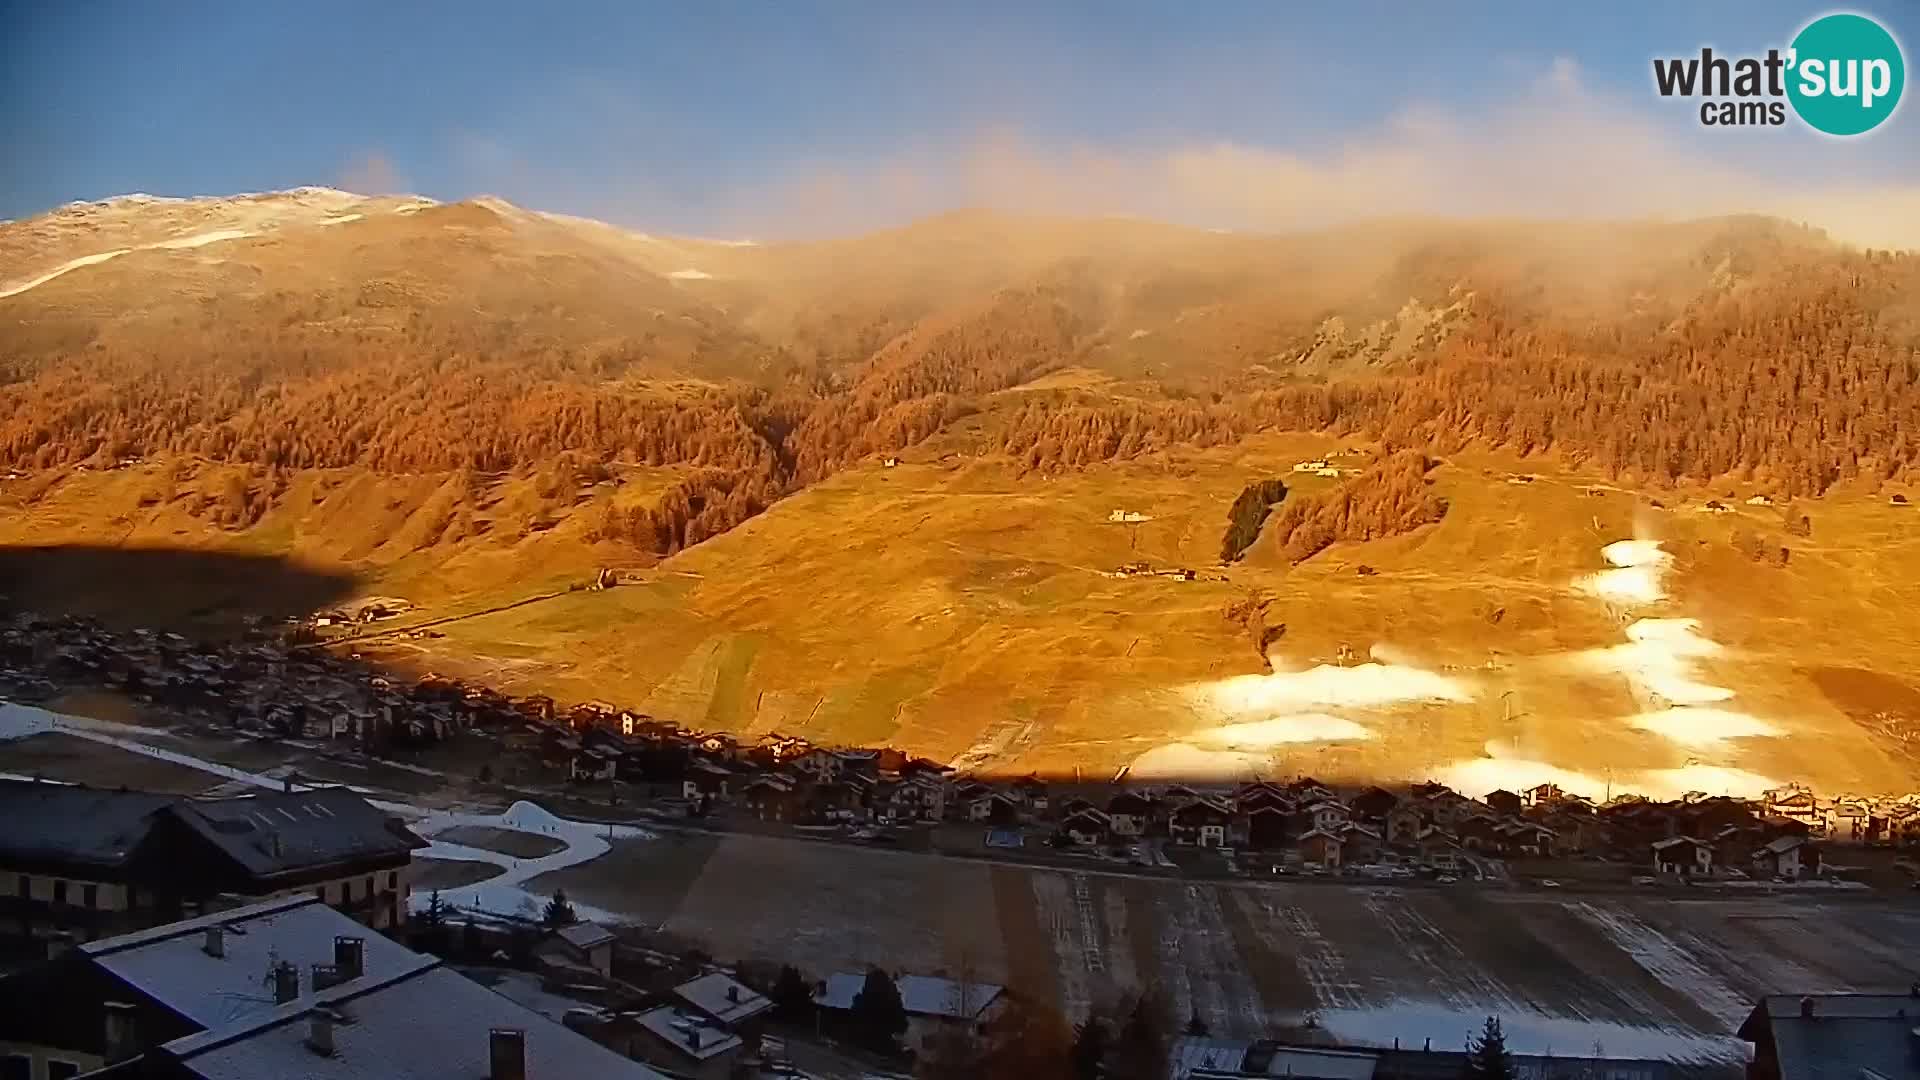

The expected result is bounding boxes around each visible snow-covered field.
[404,802,652,923]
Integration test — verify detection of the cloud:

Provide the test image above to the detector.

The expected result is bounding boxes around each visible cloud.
[336,150,409,196]
[446,59,1920,249]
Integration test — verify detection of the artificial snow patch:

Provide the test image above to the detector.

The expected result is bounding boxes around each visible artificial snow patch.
[1627,707,1780,749]
[1576,539,1673,605]
[667,268,714,279]
[1436,740,1777,802]
[1195,660,1472,718]
[1127,742,1268,781]
[1194,713,1375,748]
[1639,762,1777,801]
[1576,618,1734,707]
[0,249,132,299]
[154,228,256,249]
[1435,746,1607,802]
[316,213,362,226]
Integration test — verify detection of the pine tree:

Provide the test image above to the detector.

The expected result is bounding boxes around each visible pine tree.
[1462,1016,1515,1080]
[541,889,578,927]
[850,967,908,1052]
[421,890,447,930]
[1069,1018,1108,1080]
[772,964,814,1022]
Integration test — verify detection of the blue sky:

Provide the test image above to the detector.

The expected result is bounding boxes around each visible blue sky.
[3,2,1915,237]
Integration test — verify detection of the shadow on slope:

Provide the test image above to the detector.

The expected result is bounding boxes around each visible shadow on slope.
[0,544,359,635]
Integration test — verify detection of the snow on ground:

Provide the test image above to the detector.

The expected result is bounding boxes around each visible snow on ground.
[1435,747,1608,803]
[317,213,363,226]
[0,249,132,299]
[1436,740,1777,802]
[1636,763,1777,801]
[1580,618,1735,707]
[1318,1002,1745,1062]
[153,228,256,249]
[1128,742,1268,781]
[1572,902,1753,1030]
[1576,538,1673,604]
[1195,660,1472,717]
[667,268,713,279]
[1194,714,1375,748]
[1626,707,1780,749]
[407,801,651,924]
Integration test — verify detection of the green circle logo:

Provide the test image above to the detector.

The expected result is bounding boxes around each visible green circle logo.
[1787,13,1905,136]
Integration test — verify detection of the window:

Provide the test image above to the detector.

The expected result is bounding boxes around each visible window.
[52,880,67,905]
[13,875,26,899]
[48,1061,82,1080]
[0,1054,28,1080]
[81,884,97,910]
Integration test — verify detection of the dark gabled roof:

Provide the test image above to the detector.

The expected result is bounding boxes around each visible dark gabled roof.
[0,779,424,880]
[0,778,177,868]
[1740,993,1920,1080]
[161,788,426,878]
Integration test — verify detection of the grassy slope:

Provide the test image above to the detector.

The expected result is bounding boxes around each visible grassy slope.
[41,433,1886,793]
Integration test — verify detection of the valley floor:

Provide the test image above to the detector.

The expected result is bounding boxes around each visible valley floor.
[4,703,1914,1067]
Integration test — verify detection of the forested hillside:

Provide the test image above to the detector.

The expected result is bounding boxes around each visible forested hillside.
[3,193,1917,562]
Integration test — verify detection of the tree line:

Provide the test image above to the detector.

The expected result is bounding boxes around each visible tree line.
[4,246,1915,560]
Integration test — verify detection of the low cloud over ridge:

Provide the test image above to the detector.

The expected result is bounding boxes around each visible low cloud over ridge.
[457,60,1920,247]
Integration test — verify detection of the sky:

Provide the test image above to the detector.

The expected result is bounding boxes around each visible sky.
[2,2,1917,241]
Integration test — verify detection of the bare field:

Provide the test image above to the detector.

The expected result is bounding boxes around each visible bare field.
[541,832,1920,1060]
[0,732,222,794]
[412,856,506,892]
[436,825,567,859]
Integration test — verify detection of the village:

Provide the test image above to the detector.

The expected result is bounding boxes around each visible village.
[4,609,1919,896]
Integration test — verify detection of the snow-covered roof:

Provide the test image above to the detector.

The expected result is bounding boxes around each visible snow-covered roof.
[167,965,671,1080]
[1172,1036,1378,1080]
[815,973,1003,1020]
[673,971,772,1024]
[554,922,615,951]
[636,1005,742,1061]
[85,896,428,1030]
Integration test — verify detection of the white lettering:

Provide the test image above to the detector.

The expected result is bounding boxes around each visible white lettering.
[1862,59,1891,108]
[1829,58,1858,98]
[1799,57,1827,96]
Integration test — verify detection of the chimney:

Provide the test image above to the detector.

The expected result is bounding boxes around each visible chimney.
[306,1010,336,1056]
[203,925,225,958]
[1910,981,1919,999]
[1800,996,1815,1019]
[687,1026,702,1050]
[270,831,283,858]
[311,963,343,991]
[273,962,300,1004]
[103,1001,138,1062]
[726,985,740,1003]
[489,1028,526,1080]
[283,772,295,794]
[334,936,365,979]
